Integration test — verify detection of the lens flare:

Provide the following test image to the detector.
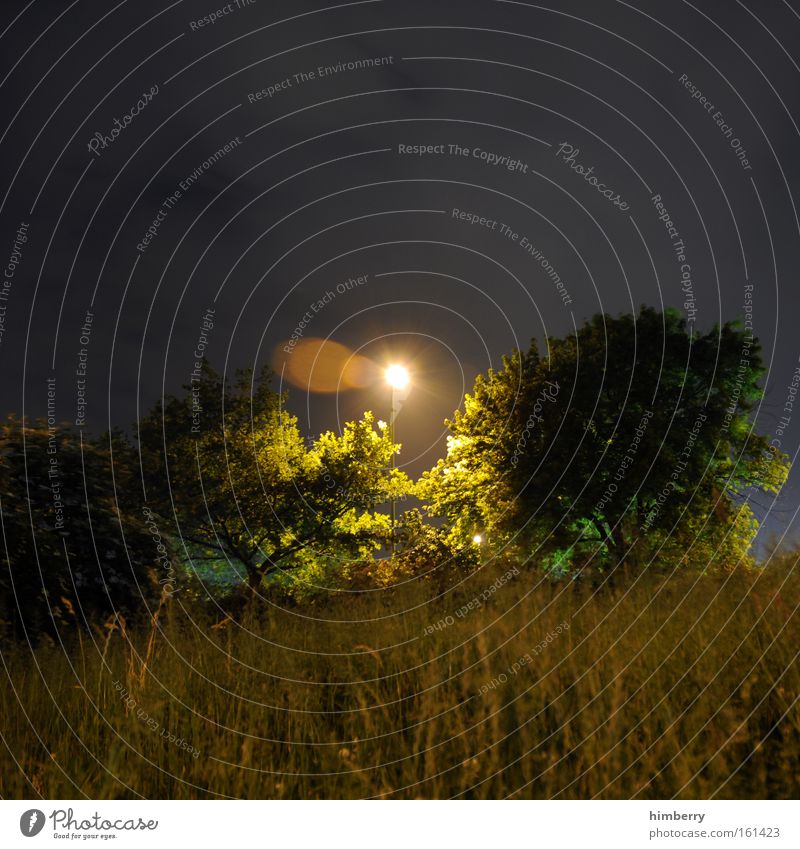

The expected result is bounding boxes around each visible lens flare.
[274,338,377,393]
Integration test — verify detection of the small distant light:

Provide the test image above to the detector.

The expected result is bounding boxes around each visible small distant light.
[472,534,483,545]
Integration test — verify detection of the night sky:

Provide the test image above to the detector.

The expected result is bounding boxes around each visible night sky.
[2,0,799,546]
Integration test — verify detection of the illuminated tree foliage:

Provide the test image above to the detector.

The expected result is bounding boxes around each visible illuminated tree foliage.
[419,308,789,573]
[138,362,410,595]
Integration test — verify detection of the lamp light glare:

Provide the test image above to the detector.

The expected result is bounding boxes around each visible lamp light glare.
[385,364,410,389]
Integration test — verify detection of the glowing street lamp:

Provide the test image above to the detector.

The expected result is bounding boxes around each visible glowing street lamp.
[385,364,410,390]
[385,364,411,555]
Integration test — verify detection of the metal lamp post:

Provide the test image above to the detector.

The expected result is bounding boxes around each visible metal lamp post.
[385,364,410,556]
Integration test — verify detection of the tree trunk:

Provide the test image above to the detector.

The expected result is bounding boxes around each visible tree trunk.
[245,565,266,599]
[609,524,633,584]
[611,525,627,562]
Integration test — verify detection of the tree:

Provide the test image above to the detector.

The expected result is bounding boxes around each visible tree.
[0,417,157,639]
[419,308,789,573]
[138,362,410,596]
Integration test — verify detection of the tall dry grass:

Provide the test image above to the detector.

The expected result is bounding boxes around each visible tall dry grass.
[2,553,799,799]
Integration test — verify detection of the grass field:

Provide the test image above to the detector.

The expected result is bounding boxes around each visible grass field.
[2,554,799,799]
